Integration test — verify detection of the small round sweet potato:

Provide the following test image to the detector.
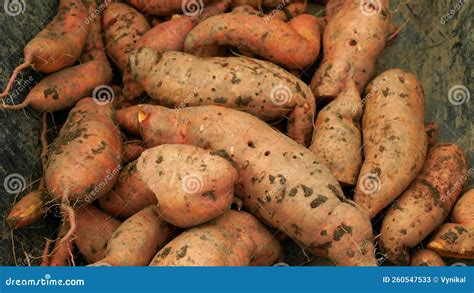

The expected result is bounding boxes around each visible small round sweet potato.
[137,144,237,228]
[410,249,445,266]
[150,210,281,266]
[379,144,468,265]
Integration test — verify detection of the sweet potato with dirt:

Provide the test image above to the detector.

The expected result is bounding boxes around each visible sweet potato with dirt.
[6,187,47,229]
[92,206,173,266]
[184,13,323,69]
[74,204,121,263]
[103,2,150,99]
[49,222,75,266]
[124,104,376,266]
[126,0,212,16]
[45,98,122,204]
[410,249,445,266]
[379,144,468,265]
[0,0,89,99]
[150,210,281,266]
[98,161,156,219]
[354,69,427,219]
[80,0,109,63]
[428,188,474,259]
[309,80,362,186]
[310,0,391,99]
[129,48,316,146]
[137,144,237,228]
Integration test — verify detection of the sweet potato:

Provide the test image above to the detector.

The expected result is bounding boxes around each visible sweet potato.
[93,206,173,266]
[379,144,468,265]
[45,98,122,204]
[126,0,211,16]
[150,210,281,266]
[0,0,89,99]
[49,223,75,266]
[129,48,316,146]
[184,13,323,69]
[103,2,150,99]
[136,2,229,54]
[310,0,391,99]
[309,80,362,185]
[428,188,474,259]
[354,69,427,219]
[122,141,146,162]
[232,4,288,22]
[137,144,237,228]
[6,186,47,229]
[98,161,157,219]
[127,104,375,266]
[410,249,445,266]
[74,204,121,263]
[116,105,142,136]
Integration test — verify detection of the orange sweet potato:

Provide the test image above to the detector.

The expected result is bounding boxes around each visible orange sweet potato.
[410,249,445,266]
[74,204,121,263]
[137,144,237,228]
[130,104,375,266]
[354,69,427,219]
[103,2,150,99]
[49,223,75,266]
[80,0,110,64]
[6,187,47,229]
[126,0,211,16]
[309,80,362,185]
[129,48,316,146]
[98,161,157,219]
[184,13,323,69]
[92,206,173,266]
[0,0,89,99]
[379,144,468,265]
[150,210,281,266]
[428,188,474,259]
[310,0,391,99]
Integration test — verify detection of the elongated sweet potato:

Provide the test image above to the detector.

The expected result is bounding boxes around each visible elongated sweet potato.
[310,0,391,98]
[0,0,89,98]
[379,144,468,265]
[125,104,375,266]
[410,249,445,266]
[103,2,150,99]
[150,210,281,266]
[80,0,108,63]
[137,144,237,228]
[0,60,113,112]
[354,69,427,219]
[98,161,156,219]
[45,98,122,204]
[184,13,322,69]
[309,80,362,185]
[126,0,211,16]
[428,188,474,259]
[93,206,173,266]
[6,187,47,229]
[74,204,121,263]
[129,48,316,146]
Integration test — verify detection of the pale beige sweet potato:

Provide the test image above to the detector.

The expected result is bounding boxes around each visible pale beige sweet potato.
[150,210,281,266]
[118,104,376,266]
[379,144,468,265]
[137,144,237,228]
[354,69,427,219]
[410,249,445,266]
[129,48,316,146]
[309,80,362,185]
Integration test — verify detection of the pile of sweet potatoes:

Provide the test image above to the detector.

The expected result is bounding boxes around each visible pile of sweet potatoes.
[2,0,472,268]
